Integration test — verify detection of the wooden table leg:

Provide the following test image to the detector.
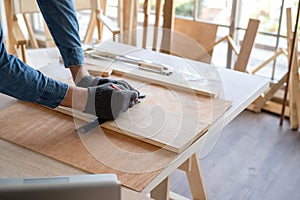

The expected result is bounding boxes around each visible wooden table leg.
[150,177,170,200]
[185,153,208,200]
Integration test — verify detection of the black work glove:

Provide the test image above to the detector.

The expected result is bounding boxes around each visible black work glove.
[83,83,138,120]
[77,75,139,95]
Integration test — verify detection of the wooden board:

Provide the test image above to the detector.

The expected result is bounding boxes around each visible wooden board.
[101,82,230,153]
[0,91,231,191]
[61,65,230,153]
[57,74,231,153]
[84,41,222,98]
[83,47,231,152]
[85,57,218,97]
[0,102,175,192]
[37,56,230,154]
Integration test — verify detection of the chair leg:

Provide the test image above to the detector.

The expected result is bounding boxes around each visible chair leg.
[20,44,27,63]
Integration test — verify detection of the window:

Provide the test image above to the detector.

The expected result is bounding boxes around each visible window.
[174,0,299,79]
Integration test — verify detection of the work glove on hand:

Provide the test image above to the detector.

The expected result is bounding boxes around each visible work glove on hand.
[83,83,138,120]
[77,75,139,95]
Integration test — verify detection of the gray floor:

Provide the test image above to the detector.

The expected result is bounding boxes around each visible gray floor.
[170,110,300,200]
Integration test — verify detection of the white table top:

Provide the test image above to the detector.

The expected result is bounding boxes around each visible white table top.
[0,43,269,194]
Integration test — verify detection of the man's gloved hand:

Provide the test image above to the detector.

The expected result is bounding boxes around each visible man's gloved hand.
[83,83,138,120]
[77,75,139,95]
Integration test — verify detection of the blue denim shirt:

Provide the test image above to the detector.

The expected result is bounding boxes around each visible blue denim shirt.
[0,0,84,108]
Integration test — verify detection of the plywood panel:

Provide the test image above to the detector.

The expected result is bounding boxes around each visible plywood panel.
[0,92,230,191]
[101,82,230,153]
[0,65,231,192]
[0,102,175,192]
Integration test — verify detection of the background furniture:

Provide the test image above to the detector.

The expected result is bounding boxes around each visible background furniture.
[212,18,260,72]
[172,18,219,63]
[4,0,117,63]
[286,7,300,129]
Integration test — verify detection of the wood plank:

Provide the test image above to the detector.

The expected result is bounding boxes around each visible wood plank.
[248,49,286,74]
[42,20,55,47]
[4,0,16,54]
[83,11,97,44]
[286,7,300,129]
[58,73,231,153]
[122,0,138,45]
[101,97,209,153]
[100,80,229,153]
[23,14,39,48]
[142,0,150,49]
[87,41,226,99]
[252,73,287,112]
[234,19,260,72]
[99,14,121,39]
[84,57,219,97]
[12,22,26,45]
[160,0,174,54]
[262,100,289,117]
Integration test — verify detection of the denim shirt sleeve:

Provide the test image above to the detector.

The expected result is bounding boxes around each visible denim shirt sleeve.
[0,26,68,108]
[37,0,85,68]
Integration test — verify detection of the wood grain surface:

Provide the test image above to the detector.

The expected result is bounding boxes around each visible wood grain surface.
[102,83,231,153]
[0,60,231,192]
[0,95,230,192]
[0,102,174,191]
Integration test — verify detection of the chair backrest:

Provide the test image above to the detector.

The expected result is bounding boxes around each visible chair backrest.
[172,18,218,63]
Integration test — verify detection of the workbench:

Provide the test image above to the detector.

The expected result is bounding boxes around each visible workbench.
[0,42,269,200]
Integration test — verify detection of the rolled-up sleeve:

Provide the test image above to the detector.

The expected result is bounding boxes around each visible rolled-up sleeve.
[0,55,68,108]
[0,25,68,108]
[35,76,69,108]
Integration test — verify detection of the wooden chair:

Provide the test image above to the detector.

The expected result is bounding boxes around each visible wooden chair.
[246,8,299,115]
[246,48,289,113]
[4,0,119,63]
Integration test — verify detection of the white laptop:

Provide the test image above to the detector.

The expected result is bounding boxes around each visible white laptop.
[0,174,121,200]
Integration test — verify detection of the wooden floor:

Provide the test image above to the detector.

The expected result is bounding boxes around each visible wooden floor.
[170,110,300,200]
